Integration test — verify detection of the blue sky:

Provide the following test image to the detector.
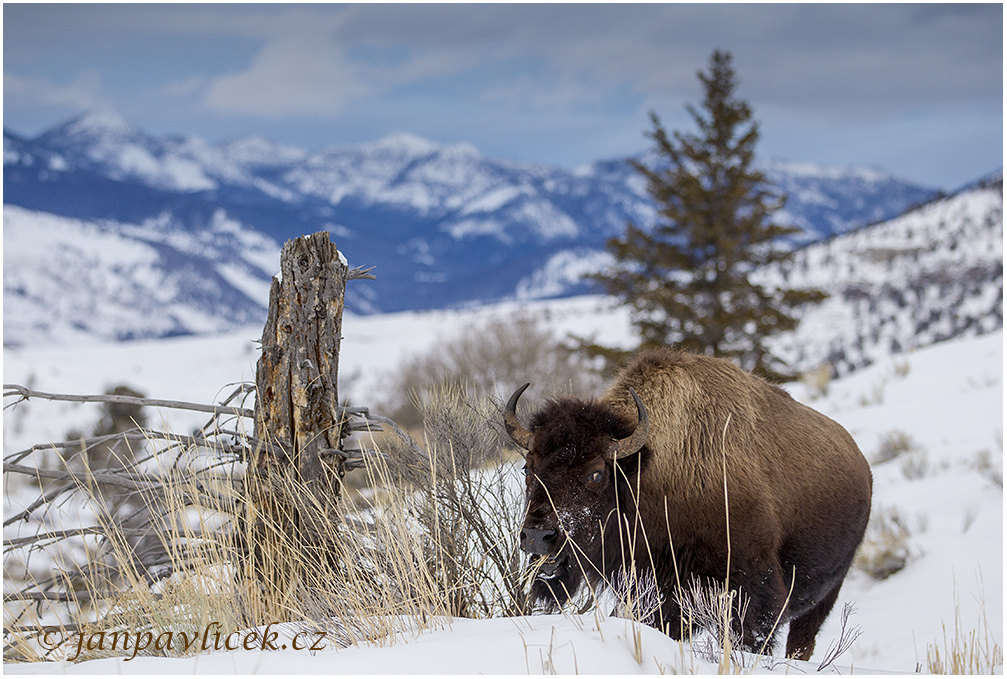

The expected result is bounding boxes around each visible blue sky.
[3,3,1002,190]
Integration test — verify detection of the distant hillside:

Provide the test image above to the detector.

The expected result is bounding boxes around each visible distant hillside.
[4,110,944,345]
[762,173,1003,376]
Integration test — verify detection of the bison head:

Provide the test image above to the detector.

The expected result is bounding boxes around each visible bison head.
[504,383,649,608]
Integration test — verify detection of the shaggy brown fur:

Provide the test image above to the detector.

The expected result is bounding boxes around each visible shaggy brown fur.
[509,348,872,661]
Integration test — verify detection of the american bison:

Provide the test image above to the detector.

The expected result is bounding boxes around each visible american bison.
[504,348,872,660]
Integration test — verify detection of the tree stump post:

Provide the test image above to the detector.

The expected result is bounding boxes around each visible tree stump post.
[255,232,349,499]
[247,231,373,616]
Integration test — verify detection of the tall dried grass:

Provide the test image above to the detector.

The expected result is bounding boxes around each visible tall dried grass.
[0,381,797,671]
[924,578,1003,674]
[3,382,530,664]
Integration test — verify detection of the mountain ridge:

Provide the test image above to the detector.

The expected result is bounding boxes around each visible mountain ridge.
[6,110,979,349]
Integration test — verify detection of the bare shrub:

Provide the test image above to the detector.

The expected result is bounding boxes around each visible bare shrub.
[800,364,832,400]
[816,603,863,671]
[609,567,665,630]
[4,380,529,663]
[371,384,528,618]
[872,429,922,465]
[974,448,1003,490]
[859,379,887,407]
[64,385,148,471]
[900,449,930,480]
[379,313,604,430]
[871,429,928,479]
[854,505,916,580]
[892,357,911,379]
[672,577,752,670]
[981,466,1003,490]
[3,384,259,662]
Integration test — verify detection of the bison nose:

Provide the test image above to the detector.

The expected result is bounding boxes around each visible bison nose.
[520,526,557,555]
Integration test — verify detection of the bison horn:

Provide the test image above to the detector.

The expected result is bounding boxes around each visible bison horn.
[504,383,534,451]
[610,388,650,460]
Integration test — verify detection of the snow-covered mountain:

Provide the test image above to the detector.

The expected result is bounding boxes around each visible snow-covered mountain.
[763,172,1003,376]
[2,206,278,345]
[4,110,947,346]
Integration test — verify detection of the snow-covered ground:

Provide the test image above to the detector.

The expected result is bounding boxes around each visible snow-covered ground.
[788,330,1002,672]
[2,298,1002,674]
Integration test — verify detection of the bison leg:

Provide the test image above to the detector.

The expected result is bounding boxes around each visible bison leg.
[660,567,788,656]
[784,577,843,661]
[733,566,788,656]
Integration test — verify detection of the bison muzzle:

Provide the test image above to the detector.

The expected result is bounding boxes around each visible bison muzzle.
[504,348,872,660]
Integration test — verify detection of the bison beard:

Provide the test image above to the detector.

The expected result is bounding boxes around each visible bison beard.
[526,518,645,615]
[505,348,872,661]
[528,553,579,607]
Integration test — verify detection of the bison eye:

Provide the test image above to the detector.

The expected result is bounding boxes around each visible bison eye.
[522,464,530,477]
[587,471,603,485]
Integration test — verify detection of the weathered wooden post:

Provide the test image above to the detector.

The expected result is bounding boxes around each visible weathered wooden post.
[256,233,348,496]
[248,231,373,614]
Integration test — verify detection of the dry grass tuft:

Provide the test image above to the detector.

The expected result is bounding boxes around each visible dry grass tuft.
[925,581,1003,674]
[800,364,833,400]
[8,380,999,675]
[854,505,917,580]
[872,429,921,465]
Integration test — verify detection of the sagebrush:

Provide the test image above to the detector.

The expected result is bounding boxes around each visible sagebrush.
[377,313,604,429]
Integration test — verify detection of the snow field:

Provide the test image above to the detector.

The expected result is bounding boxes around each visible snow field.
[2,300,1002,673]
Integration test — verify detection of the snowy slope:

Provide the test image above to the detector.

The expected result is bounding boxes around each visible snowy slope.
[34,110,219,193]
[4,174,1000,396]
[3,205,277,345]
[2,313,1001,674]
[763,176,1003,375]
[790,331,1003,671]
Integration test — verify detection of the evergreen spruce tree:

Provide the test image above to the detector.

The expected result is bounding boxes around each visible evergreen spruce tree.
[591,50,825,380]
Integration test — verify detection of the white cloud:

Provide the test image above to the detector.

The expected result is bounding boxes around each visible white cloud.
[4,70,105,110]
[205,26,373,117]
[202,10,470,118]
[109,4,998,123]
